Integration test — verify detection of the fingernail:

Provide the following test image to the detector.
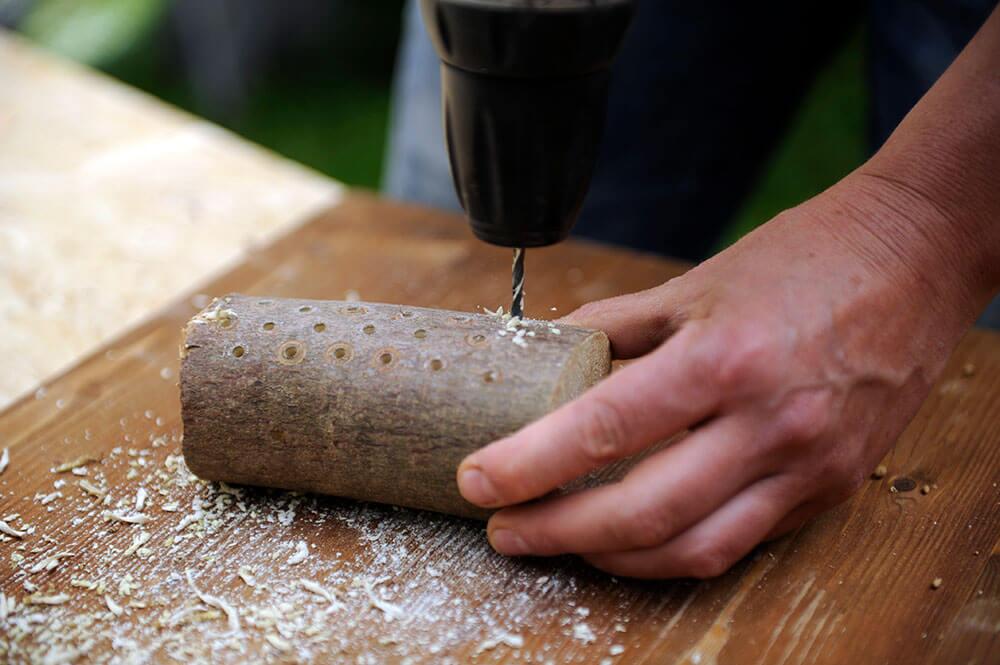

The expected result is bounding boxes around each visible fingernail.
[458,467,499,506]
[490,529,529,556]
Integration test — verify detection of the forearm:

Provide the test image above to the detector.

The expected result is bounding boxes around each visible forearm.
[851,5,1000,316]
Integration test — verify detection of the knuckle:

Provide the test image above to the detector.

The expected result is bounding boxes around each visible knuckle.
[576,396,632,466]
[775,389,834,443]
[614,501,676,549]
[692,324,780,394]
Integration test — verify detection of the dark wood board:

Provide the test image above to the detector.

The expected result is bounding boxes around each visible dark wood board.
[0,195,997,664]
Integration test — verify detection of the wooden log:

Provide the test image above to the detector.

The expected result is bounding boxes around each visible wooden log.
[180,294,610,518]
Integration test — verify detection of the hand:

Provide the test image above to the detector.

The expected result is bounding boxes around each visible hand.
[456,173,982,579]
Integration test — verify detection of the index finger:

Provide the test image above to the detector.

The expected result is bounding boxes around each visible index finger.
[456,322,719,508]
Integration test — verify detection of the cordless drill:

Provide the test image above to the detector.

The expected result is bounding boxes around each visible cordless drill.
[420,0,635,317]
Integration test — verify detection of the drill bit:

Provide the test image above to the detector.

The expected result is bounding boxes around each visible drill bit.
[511,248,525,319]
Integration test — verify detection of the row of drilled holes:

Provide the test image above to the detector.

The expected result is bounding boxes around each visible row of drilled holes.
[290,303,472,326]
[260,321,431,339]
[229,343,499,382]
[260,322,489,348]
[258,301,471,323]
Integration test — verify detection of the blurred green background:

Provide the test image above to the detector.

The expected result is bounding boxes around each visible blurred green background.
[5,0,867,251]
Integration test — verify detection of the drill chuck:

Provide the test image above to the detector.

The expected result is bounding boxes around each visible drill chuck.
[421,0,635,248]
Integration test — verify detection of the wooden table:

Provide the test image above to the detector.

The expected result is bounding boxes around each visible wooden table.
[1,195,999,664]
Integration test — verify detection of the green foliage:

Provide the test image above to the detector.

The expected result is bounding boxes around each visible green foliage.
[231,78,392,189]
[20,0,165,66]
[718,30,868,249]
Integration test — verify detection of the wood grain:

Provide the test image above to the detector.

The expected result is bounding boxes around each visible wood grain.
[180,295,610,518]
[0,195,997,664]
[0,30,339,409]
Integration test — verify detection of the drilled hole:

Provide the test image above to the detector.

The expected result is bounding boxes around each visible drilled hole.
[258,300,273,305]
[326,343,353,363]
[483,369,501,384]
[466,333,488,347]
[262,322,275,331]
[299,305,313,313]
[400,310,414,318]
[314,322,327,333]
[218,315,236,329]
[363,324,376,335]
[373,347,399,369]
[277,341,306,365]
[232,346,245,358]
[342,305,367,315]
[429,358,444,371]
[414,329,428,339]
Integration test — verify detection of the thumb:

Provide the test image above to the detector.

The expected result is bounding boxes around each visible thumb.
[559,281,685,360]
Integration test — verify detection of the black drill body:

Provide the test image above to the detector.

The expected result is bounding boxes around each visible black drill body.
[420,0,635,249]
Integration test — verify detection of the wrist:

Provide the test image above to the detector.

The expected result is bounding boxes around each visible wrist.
[822,167,998,326]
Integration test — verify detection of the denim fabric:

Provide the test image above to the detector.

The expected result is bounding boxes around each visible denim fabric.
[383,0,999,328]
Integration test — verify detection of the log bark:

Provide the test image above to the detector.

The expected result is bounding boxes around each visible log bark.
[180,294,610,518]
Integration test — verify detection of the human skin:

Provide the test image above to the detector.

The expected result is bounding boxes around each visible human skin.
[456,6,1000,579]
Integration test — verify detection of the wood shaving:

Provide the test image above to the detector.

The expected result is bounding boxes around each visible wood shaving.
[35,491,63,505]
[0,591,13,619]
[474,631,524,655]
[363,580,404,622]
[105,594,124,616]
[186,570,240,634]
[238,566,257,587]
[298,579,338,605]
[70,578,98,590]
[0,447,8,474]
[123,531,151,557]
[28,551,75,574]
[610,644,625,655]
[931,577,943,589]
[25,593,70,605]
[872,465,887,479]
[287,540,309,566]
[217,481,243,498]
[78,480,107,499]
[168,606,222,627]
[54,455,99,473]
[0,518,26,538]
[265,634,292,652]
[160,502,180,512]
[104,510,150,525]
[198,307,237,328]
[135,487,148,512]
[572,622,596,644]
[118,575,136,596]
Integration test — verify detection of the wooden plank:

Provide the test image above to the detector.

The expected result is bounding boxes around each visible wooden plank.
[0,29,340,408]
[0,195,997,664]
